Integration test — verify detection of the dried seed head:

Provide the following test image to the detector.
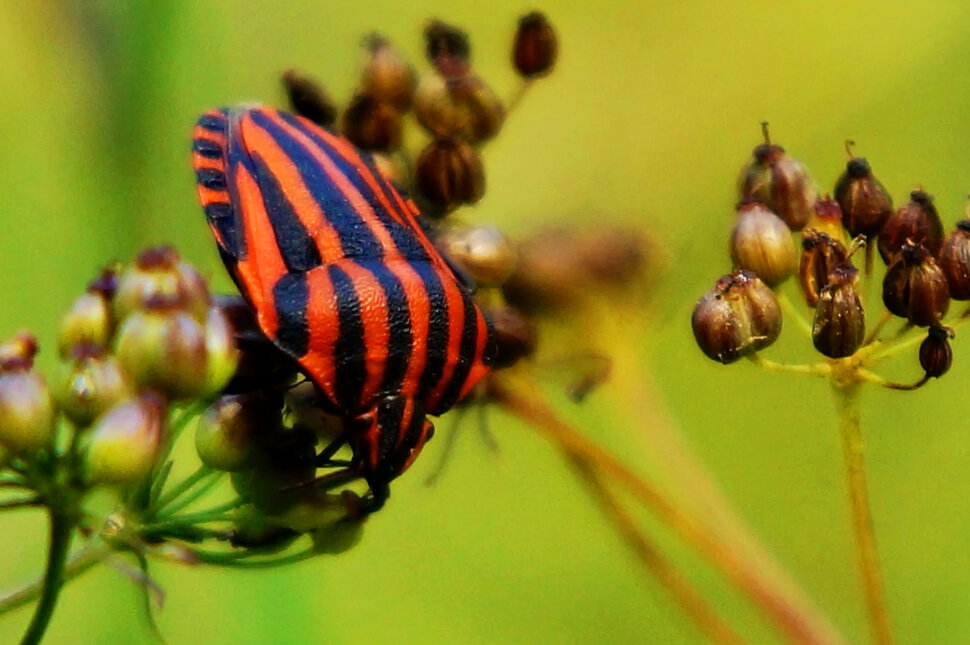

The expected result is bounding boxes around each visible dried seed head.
[413,73,505,143]
[415,138,485,214]
[360,34,417,110]
[938,220,970,300]
[691,270,782,364]
[729,201,797,287]
[436,225,518,287]
[513,12,558,78]
[85,392,165,485]
[882,244,950,327]
[486,305,538,368]
[114,247,211,323]
[0,365,55,454]
[115,303,209,400]
[877,190,944,264]
[425,20,471,79]
[834,153,893,238]
[53,345,130,427]
[812,263,865,358]
[281,69,337,127]
[341,94,403,152]
[807,195,847,242]
[799,229,850,307]
[738,126,816,230]
[919,324,954,378]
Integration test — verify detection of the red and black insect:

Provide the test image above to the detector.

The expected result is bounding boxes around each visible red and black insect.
[191,106,494,511]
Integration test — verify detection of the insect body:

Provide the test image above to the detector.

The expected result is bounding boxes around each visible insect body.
[192,106,494,510]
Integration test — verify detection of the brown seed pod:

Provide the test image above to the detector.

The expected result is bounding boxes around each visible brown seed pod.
[425,20,471,79]
[812,263,865,358]
[486,305,538,368]
[341,94,402,152]
[513,12,558,78]
[729,201,796,287]
[281,69,337,127]
[359,34,416,111]
[938,220,970,300]
[834,152,893,238]
[877,190,944,264]
[738,124,816,231]
[413,73,505,144]
[691,270,782,364]
[415,138,485,214]
[882,244,950,327]
[919,324,953,378]
[799,229,849,307]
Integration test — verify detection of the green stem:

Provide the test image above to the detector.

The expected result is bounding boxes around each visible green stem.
[19,508,74,645]
[0,546,102,616]
[831,381,893,645]
[148,465,213,515]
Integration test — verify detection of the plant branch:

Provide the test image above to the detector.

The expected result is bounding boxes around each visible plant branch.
[0,546,102,616]
[19,508,74,645]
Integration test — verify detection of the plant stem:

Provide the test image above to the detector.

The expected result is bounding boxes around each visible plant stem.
[0,546,102,615]
[568,455,747,645]
[831,381,893,645]
[149,465,213,515]
[492,378,846,645]
[19,508,74,645]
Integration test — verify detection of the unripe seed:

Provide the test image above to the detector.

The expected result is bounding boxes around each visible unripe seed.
[415,138,485,214]
[53,345,129,427]
[938,220,970,300]
[812,264,865,358]
[691,270,782,364]
[834,156,893,238]
[282,69,337,127]
[59,289,113,358]
[360,34,416,111]
[195,395,260,471]
[919,324,953,378]
[114,247,211,323]
[0,368,55,454]
[799,230,849,307]
[882,244,949,327]
[341,94,403,152]
[513,12,558,78]
[877,190,944,264]
[85,393,164,485]
[729,201,796,287]
[436,225,518,287]
[200,305,241,397]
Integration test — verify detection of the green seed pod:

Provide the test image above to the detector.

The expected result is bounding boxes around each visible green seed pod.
[58,273,115,358]
[938,220,970,300]
[882,244,949,327]
[729,201,797,287]
[513,12,558,78]
[0,367,55,454]
[812,264,865,358]
[115,298,208,400]
[114,247,211,324]
[877,191,944,264]
[281,69,337,127]
[691,270,782,364]
[200,305,240,397]
[360,34,416,111]
[195,394,261,471]
[85,393,165,485]
[415,138,485,214]
[738,126,816,231]
[436,225,518,287]
[53,345,130,427]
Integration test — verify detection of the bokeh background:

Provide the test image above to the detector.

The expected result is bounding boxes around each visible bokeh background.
[3,0,970,643]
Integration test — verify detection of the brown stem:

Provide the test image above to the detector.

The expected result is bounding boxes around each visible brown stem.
[491,377,846,645]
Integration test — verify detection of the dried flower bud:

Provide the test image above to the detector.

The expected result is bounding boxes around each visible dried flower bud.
[195,394,264,471]
[59,272,116,357]
[513,12,557,78]
[437,225,518,287]
[413,73,505,143]
[213,294,300,393]
[691,270,782,364]
[812,263,865,358]
[487,305,537,368]
[425,20,471,79]
[341,94,403,152]
[807,195,847,242]
[85,393,164,485]
[919,324,953,378]
[281,69,337,127]
[738,127,816,230]
[799,230,849,307]
[938,220,970,300]
[834,156,893,238]
[882,244,949,327]
[53,345,129,427]
[729,201,796,287]
[360,34,416,110]
[115,299,209,400]
[877,190,944,264]
[114,247,211,323]
[0,359,55,453]
[415,138,485,214]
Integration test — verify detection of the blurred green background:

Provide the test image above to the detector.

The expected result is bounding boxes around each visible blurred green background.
[3,0,970,643]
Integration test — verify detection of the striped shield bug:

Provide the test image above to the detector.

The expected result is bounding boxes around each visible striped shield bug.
[191,106,495,512]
